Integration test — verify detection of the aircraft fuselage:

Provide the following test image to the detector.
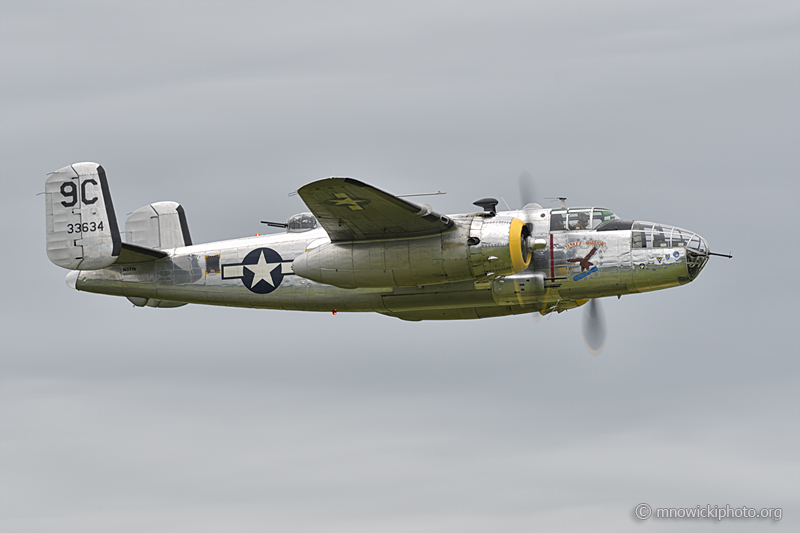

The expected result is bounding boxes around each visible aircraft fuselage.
[68,209,705,321]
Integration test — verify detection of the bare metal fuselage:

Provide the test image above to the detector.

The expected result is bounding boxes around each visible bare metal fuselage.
[68,208,707,321]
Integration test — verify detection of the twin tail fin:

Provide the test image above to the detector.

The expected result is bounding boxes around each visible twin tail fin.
[45,163,122,269]
[45,162,191,270]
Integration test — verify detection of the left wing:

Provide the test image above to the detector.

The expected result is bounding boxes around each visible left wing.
[297,177,454,242]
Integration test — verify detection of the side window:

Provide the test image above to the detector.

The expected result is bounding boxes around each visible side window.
[591,209,617,229]
[550,210,566,231]
[632,231,645,248]
[631,229,645,248]
[633,222,654,248]
[205,254,220,274]
[568,209,591,230]
[670,227,688,247]
[652,225,667,248]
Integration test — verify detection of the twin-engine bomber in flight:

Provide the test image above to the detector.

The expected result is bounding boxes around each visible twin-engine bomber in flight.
[45,162,723,353]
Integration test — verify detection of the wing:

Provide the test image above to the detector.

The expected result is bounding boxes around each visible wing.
[297,177,454,242]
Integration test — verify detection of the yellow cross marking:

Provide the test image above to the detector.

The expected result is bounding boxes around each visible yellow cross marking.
[331,193,366,210]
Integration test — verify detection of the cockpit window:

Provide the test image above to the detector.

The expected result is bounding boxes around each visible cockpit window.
[568,209,591,230]
[550,209,567,231]
[286,212,318,233]
[550,208,619,231]
[591,209,620,229]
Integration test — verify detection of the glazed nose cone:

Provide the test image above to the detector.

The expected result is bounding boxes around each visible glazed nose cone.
[685,233,709,280]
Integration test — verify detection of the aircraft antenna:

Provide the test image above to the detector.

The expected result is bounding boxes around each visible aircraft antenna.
[545,197,568,208]
[396,191,447,197]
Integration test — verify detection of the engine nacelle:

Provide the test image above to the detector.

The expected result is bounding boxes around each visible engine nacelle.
[292,215,531,288]
[468,215,531,278]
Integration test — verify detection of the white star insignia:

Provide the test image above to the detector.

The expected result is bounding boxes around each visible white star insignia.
[246,251,279,287]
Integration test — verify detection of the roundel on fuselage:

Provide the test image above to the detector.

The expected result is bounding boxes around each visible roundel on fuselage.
[221,247,289,294]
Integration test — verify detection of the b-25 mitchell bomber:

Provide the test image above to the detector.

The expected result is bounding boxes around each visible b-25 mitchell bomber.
[45,163,723,353]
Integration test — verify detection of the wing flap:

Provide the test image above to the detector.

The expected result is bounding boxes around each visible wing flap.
[297,178,454,242]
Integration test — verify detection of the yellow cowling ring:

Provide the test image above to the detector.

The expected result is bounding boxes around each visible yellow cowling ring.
[509,217,531,273]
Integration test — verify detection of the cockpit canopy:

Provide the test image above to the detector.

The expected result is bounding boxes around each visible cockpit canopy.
[286,212,318,233]
[550,208,620,231]
[629,221,708,253]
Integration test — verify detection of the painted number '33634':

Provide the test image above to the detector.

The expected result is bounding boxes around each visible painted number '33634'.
[67,221,104,234]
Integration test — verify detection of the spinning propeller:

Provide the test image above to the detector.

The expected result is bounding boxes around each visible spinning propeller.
[516,171,608,355]
[518,170,537,208]
[582,298,606,355]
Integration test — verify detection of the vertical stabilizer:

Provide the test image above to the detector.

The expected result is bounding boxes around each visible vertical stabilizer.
[125,201,192,249]
[45,162,121,270]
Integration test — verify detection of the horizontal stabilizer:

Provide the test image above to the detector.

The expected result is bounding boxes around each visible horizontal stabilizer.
[117,242,168,263]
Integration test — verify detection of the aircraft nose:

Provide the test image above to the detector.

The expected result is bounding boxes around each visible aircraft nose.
[685,232,710,280]
[632,222,710,282]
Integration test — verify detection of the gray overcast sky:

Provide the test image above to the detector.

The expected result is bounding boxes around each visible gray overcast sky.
[1,1,798,532]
